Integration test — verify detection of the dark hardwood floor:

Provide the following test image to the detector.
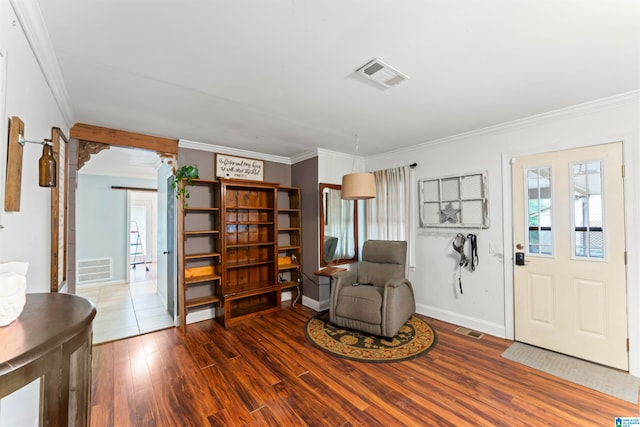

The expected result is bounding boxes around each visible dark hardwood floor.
[90,303,639,426]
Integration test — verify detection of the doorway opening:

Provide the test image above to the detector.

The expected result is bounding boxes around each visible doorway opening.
[74,146,175,344]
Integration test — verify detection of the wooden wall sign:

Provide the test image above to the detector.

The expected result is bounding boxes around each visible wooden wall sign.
[215,154,264,181]
[50,128,68,292]
[4,116,24,211]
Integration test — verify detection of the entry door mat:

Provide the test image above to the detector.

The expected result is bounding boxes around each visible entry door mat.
[502,342,639,404]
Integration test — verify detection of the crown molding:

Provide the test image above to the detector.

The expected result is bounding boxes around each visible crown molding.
[178,139,321,166]
[366,90,640,163]
[10,0,74,128]
[178,142,363,167]
[178,139,291,165]
[290,150,319,164]
[316,147,365,161]
[291,147,363,165]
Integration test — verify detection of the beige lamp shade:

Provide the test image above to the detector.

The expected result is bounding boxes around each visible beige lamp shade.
[341,172,376,200]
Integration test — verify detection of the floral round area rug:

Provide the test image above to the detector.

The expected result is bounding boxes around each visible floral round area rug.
[304,311,437,363]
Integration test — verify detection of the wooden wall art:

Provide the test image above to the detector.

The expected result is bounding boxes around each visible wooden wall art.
[50,127,68,292]
[4,116,24,211]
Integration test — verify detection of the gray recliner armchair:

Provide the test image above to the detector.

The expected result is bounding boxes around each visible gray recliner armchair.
[329,240,415,338]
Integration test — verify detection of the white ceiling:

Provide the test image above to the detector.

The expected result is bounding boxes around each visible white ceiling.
[36,0,640,159]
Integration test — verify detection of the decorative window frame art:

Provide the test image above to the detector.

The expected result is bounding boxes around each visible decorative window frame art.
[419,171,489,228]
[215,153,264,181]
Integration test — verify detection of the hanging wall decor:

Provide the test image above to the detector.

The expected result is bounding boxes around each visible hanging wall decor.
[215,153,264,181]
[4,116,24,212]
[50,127,68,292]
[419,171,489,228]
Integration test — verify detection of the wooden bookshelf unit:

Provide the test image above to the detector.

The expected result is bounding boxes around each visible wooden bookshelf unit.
[277,186,302,304]
[178,177,302,330]
[177,179,222,332]
[217,178,281,326]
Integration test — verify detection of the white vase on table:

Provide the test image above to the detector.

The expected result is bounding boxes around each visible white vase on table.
[0,261,29,327]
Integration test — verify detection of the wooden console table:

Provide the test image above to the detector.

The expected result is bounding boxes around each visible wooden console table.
[0,293,96,426]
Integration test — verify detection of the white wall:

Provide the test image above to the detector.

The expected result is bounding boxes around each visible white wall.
[365,94,640,375]
[130,189,158,263]
[0,2,70,425]
[0,2,68,291]
[76,174,156,283]
[318,148,363,185]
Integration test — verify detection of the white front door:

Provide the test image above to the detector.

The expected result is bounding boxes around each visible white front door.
[512,142,628,370]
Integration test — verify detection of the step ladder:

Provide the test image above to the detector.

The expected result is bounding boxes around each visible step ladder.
[130,221,149,271]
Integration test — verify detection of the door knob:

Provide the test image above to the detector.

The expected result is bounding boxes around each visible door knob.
[163,251,169,255]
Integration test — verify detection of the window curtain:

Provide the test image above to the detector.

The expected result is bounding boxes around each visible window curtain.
[365,165,411,246]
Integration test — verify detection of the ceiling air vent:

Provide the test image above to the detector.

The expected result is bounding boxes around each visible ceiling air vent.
[356,58,409,88]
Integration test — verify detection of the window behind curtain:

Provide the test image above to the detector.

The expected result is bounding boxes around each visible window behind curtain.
[365,165,410,241]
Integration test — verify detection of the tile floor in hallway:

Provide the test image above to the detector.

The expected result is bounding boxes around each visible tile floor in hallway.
[77,264,175,344]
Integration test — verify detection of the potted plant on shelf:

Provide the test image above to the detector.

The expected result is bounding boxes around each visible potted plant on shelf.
[172,164,199,207]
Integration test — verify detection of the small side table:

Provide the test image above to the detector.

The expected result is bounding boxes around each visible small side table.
[313,266,347,293]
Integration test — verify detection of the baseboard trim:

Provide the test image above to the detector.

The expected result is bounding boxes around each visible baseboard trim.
[181,298,505,338]
[76,279,125,289]
[186,308,215,325]
[417,303,506,338]
[281,290,293,302]
[186,292,300,324]
[302,295,330,312]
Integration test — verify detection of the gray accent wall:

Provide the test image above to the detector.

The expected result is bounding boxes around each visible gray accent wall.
[179,148,216,179]
[293,157,319,301]
[178,148,290,184]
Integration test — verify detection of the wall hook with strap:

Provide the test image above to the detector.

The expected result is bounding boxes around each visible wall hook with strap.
[467,233,479,271]
[452,233,479,294]
[453,233,467,294]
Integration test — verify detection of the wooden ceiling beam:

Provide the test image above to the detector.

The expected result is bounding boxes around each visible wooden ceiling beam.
[69,123,178,154]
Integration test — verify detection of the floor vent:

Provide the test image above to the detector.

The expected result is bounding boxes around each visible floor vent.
[78,258,112,284]
[454,327,485,340]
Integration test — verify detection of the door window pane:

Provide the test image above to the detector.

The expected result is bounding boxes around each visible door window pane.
[572,161,604,259]
[526,167,552,255]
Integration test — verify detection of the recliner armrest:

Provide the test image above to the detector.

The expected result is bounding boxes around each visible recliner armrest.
[329,270,357,324]
[384,278,412,289]
[333,270,357,288]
